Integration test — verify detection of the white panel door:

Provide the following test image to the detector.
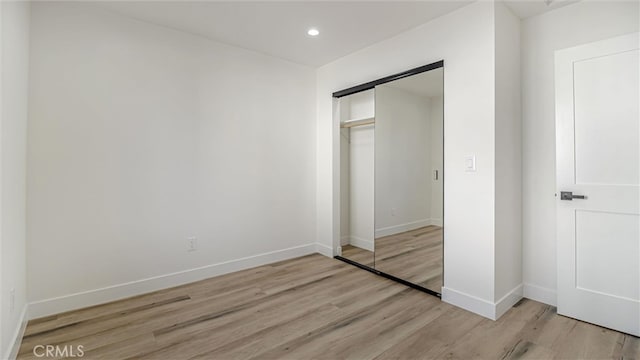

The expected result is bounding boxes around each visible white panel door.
[556,32,640,336]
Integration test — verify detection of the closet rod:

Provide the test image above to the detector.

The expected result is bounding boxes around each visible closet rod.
[340,117,375,128]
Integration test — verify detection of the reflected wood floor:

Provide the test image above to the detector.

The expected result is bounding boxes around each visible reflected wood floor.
[342,226,442,292]
[341,244,374,267]
[375,226,442,291]
[18,254,639,360]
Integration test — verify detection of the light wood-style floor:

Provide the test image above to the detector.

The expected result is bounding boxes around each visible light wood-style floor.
[18,254,639,360]
[342,226,442,292]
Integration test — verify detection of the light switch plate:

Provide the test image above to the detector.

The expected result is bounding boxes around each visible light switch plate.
[465,155,476,172]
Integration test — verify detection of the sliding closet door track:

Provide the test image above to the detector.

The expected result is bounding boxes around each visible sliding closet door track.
[332,60,444,98]
[334,256,441,298]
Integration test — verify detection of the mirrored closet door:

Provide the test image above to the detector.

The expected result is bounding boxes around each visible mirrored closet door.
[374,68,443,293]
[336,61,444,296]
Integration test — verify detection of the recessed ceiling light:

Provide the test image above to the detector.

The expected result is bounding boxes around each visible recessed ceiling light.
[307,28,320,37]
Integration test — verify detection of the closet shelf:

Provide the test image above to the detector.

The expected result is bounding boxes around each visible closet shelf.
[340,117,375,128]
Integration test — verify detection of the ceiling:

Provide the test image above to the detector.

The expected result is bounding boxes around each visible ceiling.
[504,0,580,19]
[93,1,472,67]
[93,1,581,68]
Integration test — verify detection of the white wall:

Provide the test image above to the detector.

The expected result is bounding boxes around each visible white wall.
[494,2,522,306]
[27,2,317,318]
[375,85,433,236]
[317,1,499,311]
[1,1,30,358]
[521,0,639,306]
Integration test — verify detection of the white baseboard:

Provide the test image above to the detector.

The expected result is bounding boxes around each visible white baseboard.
[495,284,523,319]
[523,283,557,306]
[5,304,28,360]
[314,242,333,257]
[442,286,496,320]
[431,218,443,227]
[442,284,522,321]
[375,218,432,238]
[28,243,317,319]
[347,236,374,252]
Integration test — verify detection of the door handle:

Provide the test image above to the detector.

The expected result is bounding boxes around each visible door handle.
[560,191,587,200]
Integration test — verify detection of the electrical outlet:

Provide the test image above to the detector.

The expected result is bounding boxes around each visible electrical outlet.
[391,207,397,216]
[187,237,198,252]
[9,288,15,313]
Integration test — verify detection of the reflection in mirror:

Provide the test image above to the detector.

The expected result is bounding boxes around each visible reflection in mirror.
[374,68,443,293]
[339,90,375,267]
